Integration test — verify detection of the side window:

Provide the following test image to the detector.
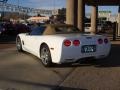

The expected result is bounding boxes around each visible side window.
[30,26,46,35]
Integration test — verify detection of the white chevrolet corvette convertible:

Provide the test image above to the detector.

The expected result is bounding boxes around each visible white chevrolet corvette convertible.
[16,24,111,66]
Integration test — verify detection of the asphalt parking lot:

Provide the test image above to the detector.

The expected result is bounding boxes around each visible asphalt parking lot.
[0,37,120,90]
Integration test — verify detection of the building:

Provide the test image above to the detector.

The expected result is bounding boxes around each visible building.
[86,11,119,23]
[98,11,111,20]
[27,16,50,23]
[109,14,118,23]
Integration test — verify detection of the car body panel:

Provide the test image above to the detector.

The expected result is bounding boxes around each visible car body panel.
[17,24,111,64]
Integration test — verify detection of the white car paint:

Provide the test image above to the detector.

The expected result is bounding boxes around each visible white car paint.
[17,33,111,64]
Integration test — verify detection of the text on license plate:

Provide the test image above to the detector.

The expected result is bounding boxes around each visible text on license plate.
[81,45,96,53]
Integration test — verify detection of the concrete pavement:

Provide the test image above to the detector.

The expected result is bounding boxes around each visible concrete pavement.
[0,41,120,90]
[0,47,75,90]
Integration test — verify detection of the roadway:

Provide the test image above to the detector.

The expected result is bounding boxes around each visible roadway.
[0,41,120,90]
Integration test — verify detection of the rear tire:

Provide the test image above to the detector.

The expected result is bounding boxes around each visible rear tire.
[16,37,23,52]
[40,44,52,67]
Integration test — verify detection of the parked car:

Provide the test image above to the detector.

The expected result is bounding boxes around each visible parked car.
[0,22,15,36]
[16,24,111,67]
[85,23,91,33]
[85,23,105,33]
[13,24,30,35]
[0,24,4,35]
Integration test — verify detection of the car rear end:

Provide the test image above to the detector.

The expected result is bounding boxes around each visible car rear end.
[60,34,111,63]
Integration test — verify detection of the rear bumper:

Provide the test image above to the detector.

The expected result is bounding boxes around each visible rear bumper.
[59,53,109,64]
[59,43,111,64]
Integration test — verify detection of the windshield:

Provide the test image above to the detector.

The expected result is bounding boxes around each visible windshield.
[30,26,46,35]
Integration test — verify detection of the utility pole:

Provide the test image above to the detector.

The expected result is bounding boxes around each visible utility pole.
[17,0,19,19]
[0,0,8,21]
[118,6,120,37]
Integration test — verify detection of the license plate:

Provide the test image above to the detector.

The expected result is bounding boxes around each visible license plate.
[81,45,96,53]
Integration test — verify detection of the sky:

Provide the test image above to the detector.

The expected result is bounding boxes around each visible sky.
[7,0,119,14]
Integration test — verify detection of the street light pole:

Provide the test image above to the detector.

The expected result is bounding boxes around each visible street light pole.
[18,0,19,10]
[53,0,55,11]
[0,0,8,21]
[17,0,19,17]
[118,6,120,36]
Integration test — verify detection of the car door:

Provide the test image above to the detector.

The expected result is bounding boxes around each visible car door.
[24,26,46,54]
[23,34,34,53]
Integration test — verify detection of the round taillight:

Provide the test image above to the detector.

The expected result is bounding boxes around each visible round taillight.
[104,38,108,44]
[98,38,103,44]
[64,40,71,47]
[73,40,80,46]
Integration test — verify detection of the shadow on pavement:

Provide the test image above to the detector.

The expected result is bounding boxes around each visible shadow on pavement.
[50,44,120,68]
[82,44,120,68]
[94,44,120,68]
[13,42,120,68]
[0,77,87,90]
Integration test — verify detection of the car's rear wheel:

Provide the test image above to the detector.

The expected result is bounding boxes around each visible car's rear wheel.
[40,44,52,67]
[16,37,23,52]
